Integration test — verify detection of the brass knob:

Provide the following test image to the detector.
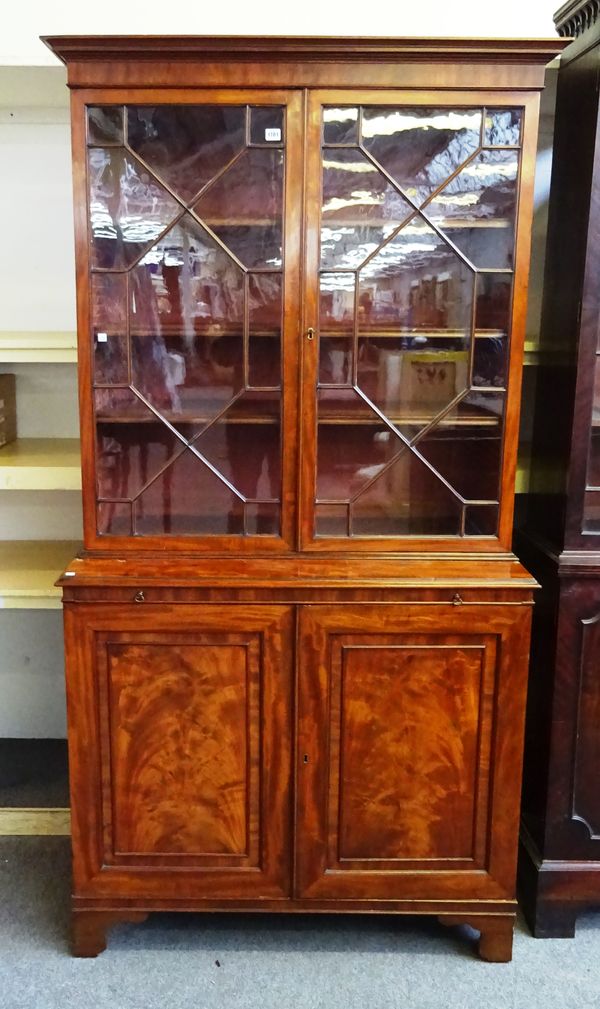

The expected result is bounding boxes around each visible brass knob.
[451,593,463,606]
[134,590,145,603]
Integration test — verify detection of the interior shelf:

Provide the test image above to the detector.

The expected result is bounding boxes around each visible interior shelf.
[0,439,82,490]
[0,332,77,363]
[0,540,81,609]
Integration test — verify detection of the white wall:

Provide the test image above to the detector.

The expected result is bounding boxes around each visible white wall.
[2,0,558,67]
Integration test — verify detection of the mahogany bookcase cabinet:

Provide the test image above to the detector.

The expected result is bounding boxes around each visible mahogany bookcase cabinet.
[516,0,600,939]
[44,35,562,960]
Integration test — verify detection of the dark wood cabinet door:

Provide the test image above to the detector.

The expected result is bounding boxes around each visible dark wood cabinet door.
[65,603,293,900]
[296,603,530,901]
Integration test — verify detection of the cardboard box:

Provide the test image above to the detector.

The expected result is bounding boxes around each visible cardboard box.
[0,374,17,448]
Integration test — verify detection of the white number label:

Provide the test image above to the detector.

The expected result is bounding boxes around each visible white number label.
[265,128,281,142]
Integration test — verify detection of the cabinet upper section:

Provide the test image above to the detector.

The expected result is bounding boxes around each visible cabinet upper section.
[44,37,565,555]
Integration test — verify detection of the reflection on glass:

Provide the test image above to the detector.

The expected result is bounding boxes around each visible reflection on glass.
[424,150,518,270]
[131,214,244,325]
[134,450,244,536]
[98,501,132,536]
[249,274,282,388]
[472,336,506,388]
[127,105,246,203]
[250,107,284,146]
[361,107,482,205]
[584,357,600,532]
[475,273,513,331]
[465,504,499,535]
[315,503,349,536]
[351,451,463,536]
[357,218,474,333]
[194,148,284,268]
[193,419,281,501]
[321,149,413,270]
[417,423,502,502]
[88,106,123,146]
[92,273,128,385]
[484,109,522,147]
[356,340,470,438]
[323,107,359,145]
[89,148,180,269]
[246,502,280,535]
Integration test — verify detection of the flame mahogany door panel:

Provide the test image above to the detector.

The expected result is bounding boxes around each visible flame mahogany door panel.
[64,603,293,900]
[295,603,531,900]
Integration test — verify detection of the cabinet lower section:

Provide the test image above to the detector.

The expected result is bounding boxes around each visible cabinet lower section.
[62,589,532,960]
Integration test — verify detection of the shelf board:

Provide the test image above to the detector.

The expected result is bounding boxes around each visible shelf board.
[0,332,77,363]
[0,439,82,490]
[0,540,81,609]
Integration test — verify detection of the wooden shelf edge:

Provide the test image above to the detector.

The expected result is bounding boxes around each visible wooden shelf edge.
[0,808,70,836]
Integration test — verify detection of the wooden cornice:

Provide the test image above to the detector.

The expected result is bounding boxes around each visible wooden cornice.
[42,34,567,67]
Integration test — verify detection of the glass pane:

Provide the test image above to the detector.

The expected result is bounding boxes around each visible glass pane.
[315,503,349,536]
[245,502,279,535]
[357,219,474,344]
[416,423,503,502]
[321,148,413,270]
[424,150,518,270]
[97,501,132,536]
[127,106,246,203]
[250,107,284,146]
[361,107,482,205]
[583,491,600,533]
[323,107,359,145]
[356,340,470,439]
[317,389,406,501]
[88,148,180,269]
[134,449,244,536]
[475,273,513,332]
[192,418,281,501]
[95,390,185,500]
[320,273,355,337]
[249,274,282,388]
[193,148,284,268]
[472,335,507,389]
[484,109,522,146]
[91,273,128,385]
[465,504,499,535]
[351,451,463,536]
[88,106,123,145]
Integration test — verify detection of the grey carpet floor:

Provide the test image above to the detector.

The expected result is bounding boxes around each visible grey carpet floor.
[1,838,600,1009]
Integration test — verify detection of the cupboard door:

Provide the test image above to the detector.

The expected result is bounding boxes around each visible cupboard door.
[296,604,530,901]
[65,603,293,900]
[301,91,536,551]
[81,91,302,552]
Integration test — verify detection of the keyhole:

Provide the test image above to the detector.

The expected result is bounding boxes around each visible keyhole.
[303,754,309,764]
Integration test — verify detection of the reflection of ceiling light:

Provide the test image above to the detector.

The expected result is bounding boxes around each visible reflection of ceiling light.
[323,193,382,213]
[324,107,358,123]
[430,193,480,207]
[323,159,376,173]
[362,111,480,137]
[462,162,517,178]
[320,274,355,292]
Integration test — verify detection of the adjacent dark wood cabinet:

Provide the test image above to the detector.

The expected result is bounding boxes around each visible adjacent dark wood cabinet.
[43,34,563,959]
[517,0,600,939]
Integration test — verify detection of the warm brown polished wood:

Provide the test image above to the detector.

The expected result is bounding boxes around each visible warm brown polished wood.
[515,0,600,940]
[45,34,561,959]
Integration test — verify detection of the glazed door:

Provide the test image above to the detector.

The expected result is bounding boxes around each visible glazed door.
[300,91,536,551]
[65,603,293,900]
[78,90,302,551]
[295,604,530,900]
